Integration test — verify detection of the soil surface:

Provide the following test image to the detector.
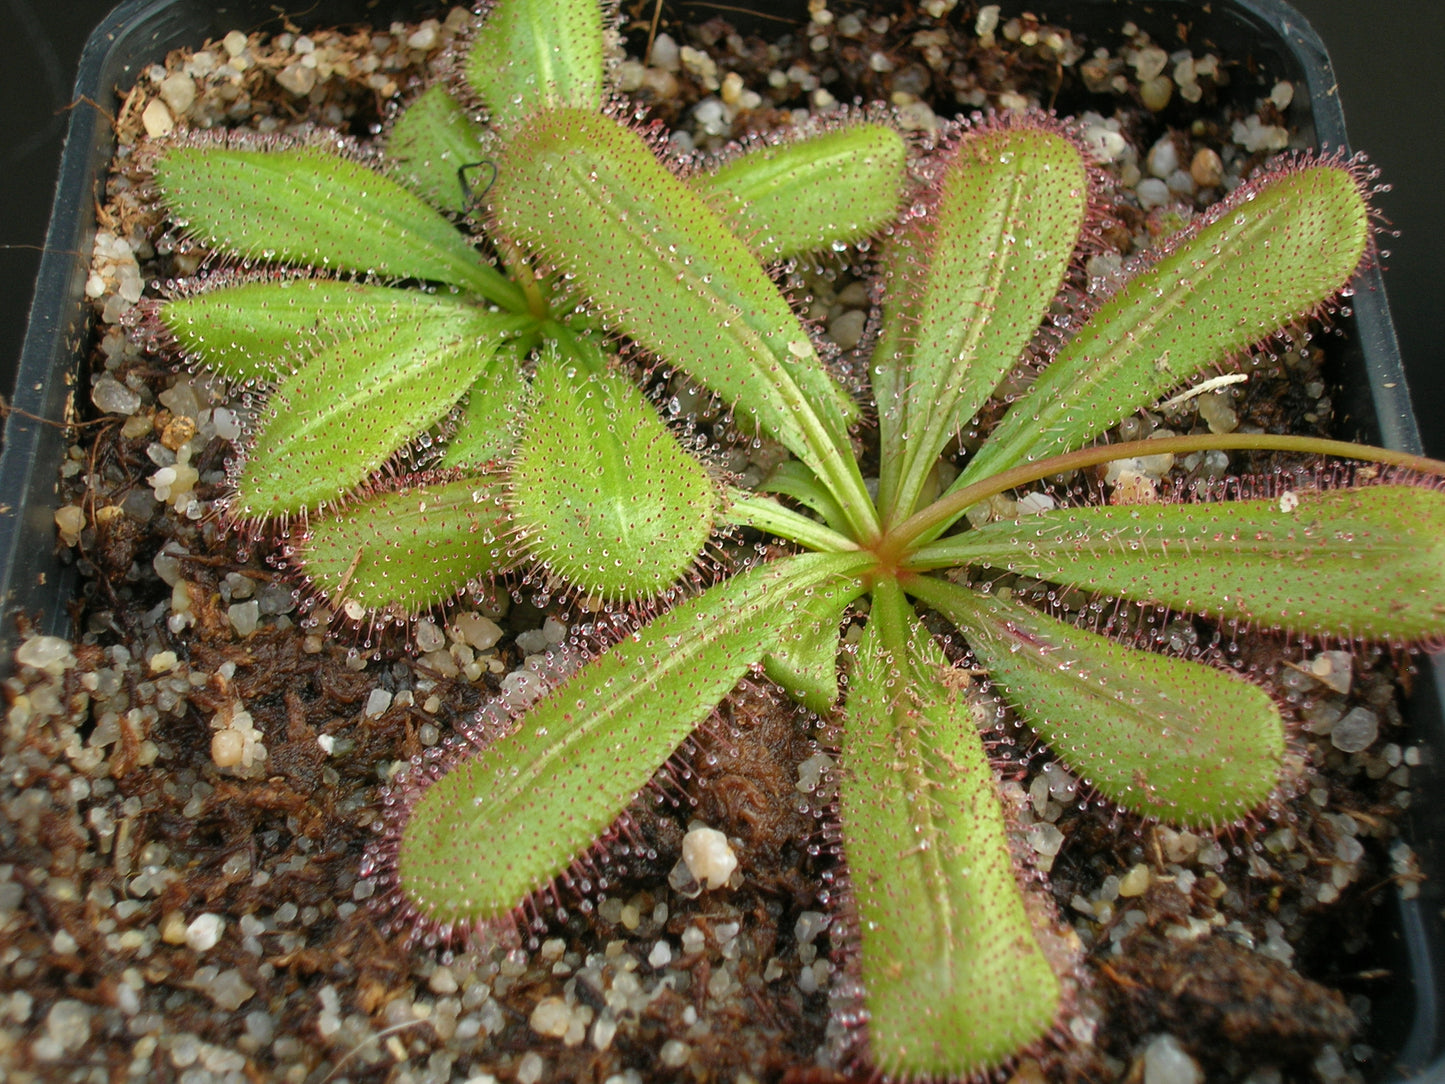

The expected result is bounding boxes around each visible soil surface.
[0,3,1428,1084]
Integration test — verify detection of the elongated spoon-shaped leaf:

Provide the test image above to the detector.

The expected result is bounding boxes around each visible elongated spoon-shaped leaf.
[874,118,1088,522]
[690,123,907,260]
[398,550,872,925]
[914,483,1445,641]
[233,310,514,519]
[490,107,875,538]
[911,575,1285,826]
[291,473,510,617]
[956,159,1370,491]
[161,280,493,383]
[386,85,491,215]
[842,581,1060,1075]
[510,348,718,600]
[155,146,523,309]
[464,0,604,127]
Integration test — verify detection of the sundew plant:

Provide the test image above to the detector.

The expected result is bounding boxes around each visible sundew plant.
[141,0,1445,1076]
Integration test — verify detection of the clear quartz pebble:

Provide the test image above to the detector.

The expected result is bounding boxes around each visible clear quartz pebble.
[1143,1033,1203,1084]
[92,376,142,415]
[1331,707,1379,754]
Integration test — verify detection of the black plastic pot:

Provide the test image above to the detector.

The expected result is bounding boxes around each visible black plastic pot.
[2,0,1441,1078]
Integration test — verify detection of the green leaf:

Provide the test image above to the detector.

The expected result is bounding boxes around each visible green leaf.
[386,85,491,215]
[154,146,524,309]
[290,473,510,617]
[160,280,490,384]
[397,550,872,925]
[956,160,1370,490]
[690,123,907,260]
[721,491,860,555]
[509,346,719,600]
[233,309,515,519]
[874,119,1088,523]
[489,107,876,540]
[841,580,1060,1075]
[759,460,850,534]
[438,340,530,470]
[912,484,1445,642]
[760,577,865,713]
[910,574,1285,827]
[464,0,604,127]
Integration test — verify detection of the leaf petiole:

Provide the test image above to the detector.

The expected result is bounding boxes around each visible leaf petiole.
[723,491,862,554]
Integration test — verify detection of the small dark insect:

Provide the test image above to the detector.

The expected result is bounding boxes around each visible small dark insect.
[458,160,498,212]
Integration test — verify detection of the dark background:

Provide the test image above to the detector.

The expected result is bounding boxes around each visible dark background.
[3,0,1442,455]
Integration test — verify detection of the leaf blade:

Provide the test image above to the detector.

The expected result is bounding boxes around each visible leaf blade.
[233,309,514,518]
[760,576,865,713]
[291,473,510,617]
[155,146,523,308]
[690,123,906,260]
[912,574,1285,826]
[386,85,491,215]
[438,340,530,470]
[956,160,1370,489]
[397,550,872,925]
[913,484,1445,642]
[875,120,1088,521]
[841,580,1061,1075]
[464,0,604,127]
[509,346,719,600]
[160,280,490,384]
